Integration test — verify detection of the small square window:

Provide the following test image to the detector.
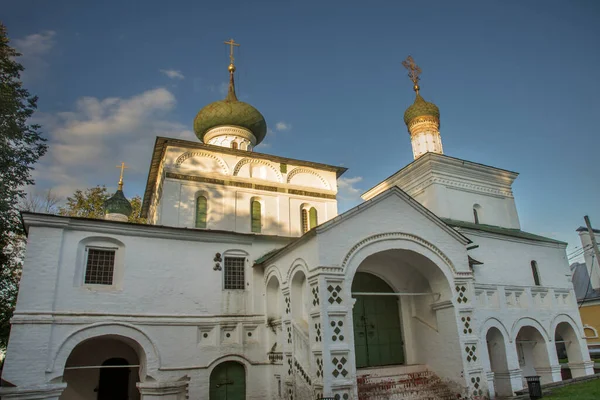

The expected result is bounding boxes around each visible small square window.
[84,248,116,285]
[224,257,245,290]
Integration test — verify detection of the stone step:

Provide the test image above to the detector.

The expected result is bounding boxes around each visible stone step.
[357,365,458,400]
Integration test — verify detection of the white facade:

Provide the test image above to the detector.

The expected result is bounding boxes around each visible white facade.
[0,102,594,400]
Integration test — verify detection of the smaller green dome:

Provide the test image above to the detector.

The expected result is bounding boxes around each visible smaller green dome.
[104,190,132,217]
[403,93,440,126]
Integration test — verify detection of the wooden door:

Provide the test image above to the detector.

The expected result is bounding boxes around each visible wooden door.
[352,272,405,368]
[209,361,246,400]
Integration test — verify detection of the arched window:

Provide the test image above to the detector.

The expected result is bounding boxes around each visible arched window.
[231,141,238,150]
[195,195,207,228]
[531,260,541,286]
[309,207,318,229]
[301,206,319,233]
[301,208,309,233]
[473,204,482,224]
[251,200,262,233]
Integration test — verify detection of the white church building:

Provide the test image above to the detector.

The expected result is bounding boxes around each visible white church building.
[0,50,594,400]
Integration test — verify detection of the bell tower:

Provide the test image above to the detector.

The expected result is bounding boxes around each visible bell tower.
[402,56,443,160]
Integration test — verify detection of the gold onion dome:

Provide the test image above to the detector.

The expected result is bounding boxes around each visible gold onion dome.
[403,88,440,126]
[194,62,267,145]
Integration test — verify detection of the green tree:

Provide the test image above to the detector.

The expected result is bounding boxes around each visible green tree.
[59,185,146,223]
[0,23,48,350]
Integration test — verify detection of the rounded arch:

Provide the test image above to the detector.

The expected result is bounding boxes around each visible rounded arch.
[285,258,310,284]
[175,151,230,175]
[266,274,282,319]
[342,232,459,295]
[290,268,309,324]
[49,322,160,381]
[206,354,252,370]
[550,314,584,338]
[584,325,598,338]
[286,167,330,189]
[233,158,283,182]
[480,317,511,341]
[264,264,283,285]
[511,317,550,342]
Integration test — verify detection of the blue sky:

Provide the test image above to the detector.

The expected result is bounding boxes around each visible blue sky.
[4,0,599,259]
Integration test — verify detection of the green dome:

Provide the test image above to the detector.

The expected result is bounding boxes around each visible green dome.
[194,71,267,145]
[104,190,132,217]
[403,93,440,126]
[194,99,267,144]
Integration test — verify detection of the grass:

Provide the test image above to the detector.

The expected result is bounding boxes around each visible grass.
[546,378,600,399]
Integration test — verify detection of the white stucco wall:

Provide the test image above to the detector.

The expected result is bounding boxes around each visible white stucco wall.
[149,144,340,236]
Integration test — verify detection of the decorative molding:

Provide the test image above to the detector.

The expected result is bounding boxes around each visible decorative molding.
[165,172,336,200]
[340,231,458,275]
[204,126,257,145]
[174,151,230,174]
[287,167,331,190]
[233,158,283,182]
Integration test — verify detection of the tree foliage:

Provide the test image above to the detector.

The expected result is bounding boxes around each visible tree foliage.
[0,23,48,350]
[59,185,146,224]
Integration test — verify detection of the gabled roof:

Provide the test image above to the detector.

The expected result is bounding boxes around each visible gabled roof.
[254,186,471,267]
[443,218,567,245]
[141,137,347,217]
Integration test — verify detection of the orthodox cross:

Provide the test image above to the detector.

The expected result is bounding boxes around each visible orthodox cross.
[116,162,128,190]
[402,55,422,92]
[224,38,240,65]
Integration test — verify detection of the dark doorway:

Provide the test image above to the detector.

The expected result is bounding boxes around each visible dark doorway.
[97,357,130,400]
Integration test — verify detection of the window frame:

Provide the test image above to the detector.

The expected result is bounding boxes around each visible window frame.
[251,199,262,233]
[83,246,117,286]
[531,260,541,286]
[223,256,246,290]
[195,195,208,229]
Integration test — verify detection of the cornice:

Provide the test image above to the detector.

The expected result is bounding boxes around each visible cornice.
[21,212,294,245]
[363,153,518,200]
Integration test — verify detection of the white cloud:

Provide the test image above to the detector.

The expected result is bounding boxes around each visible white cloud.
[160,69,185,80]
[14,30,56,80]
[275,121,292,132]
[14,31,56,57]
[33,88,190,197]
[337,176,363,199]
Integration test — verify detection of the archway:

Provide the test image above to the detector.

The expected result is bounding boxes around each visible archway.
[266,275,282,353]
[60,336,141,400]
[209,361,246,399]
[348,248,458,381]
[291,270,309,330]
[515,326,552,384]
[485,327,512,397]
[555,321,585,379]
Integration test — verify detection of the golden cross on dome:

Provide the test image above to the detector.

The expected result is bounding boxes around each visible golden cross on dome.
[116,162,128,191]
[224,38,240,65]
[402,55,422,93]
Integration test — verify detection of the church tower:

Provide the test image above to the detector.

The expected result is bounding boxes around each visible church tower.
[193,39,267,151]
[402,56,443,160]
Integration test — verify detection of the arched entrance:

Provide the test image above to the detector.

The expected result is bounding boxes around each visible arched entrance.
[515,326,552,384]
[209,361,246,399]
[485,327,512,397]
[60,336,141,400]
[347,247,459,384]
[555,321,585,379]
[352,272,404,367]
